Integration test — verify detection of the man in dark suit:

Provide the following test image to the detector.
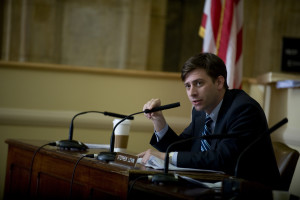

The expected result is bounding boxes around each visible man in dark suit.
[138,52,280,188]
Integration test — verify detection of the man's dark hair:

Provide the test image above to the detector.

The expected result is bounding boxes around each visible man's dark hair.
[181,53,229,89]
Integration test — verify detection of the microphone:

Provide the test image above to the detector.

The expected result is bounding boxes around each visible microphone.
[144,102,180,113]
[104,111,134,120]
[56,111,134,151]
[150,117,288,184]
[151,134,241,183]
[234,117,288,177]
[97,102,181,161]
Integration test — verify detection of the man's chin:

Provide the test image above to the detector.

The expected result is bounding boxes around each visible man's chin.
[193,105,203,111]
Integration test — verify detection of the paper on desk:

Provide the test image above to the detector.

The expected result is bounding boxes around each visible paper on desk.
[85,144,110,149]
[178,175,222,188]
[137,155,225,174]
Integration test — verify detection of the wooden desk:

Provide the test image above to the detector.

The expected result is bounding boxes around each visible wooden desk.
[4,139,229,199]
[129,178,276,200]
[129,179,220,200]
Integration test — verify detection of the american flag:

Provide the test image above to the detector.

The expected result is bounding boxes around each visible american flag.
[199,0,243,89]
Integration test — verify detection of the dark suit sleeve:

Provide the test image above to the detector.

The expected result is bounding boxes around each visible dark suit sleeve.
[150,125,194,152]
[150,108,204,152]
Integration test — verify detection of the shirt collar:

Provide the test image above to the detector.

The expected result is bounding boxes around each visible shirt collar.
[206,100,223,122]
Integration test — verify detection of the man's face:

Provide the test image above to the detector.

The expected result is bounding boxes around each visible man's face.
[184,68,224,114]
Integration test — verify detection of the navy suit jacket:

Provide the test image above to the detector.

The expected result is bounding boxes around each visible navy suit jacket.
[150,89,280,188]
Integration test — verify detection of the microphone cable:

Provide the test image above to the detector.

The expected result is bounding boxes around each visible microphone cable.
[27,141,56,197]
[69,154,96,200]
[127,175,150,199]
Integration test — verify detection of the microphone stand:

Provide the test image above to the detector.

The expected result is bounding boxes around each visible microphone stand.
[58,111,133,151]
[97,102,181,162]
[97,111,144,161]
[234,117,288,177]
[222,118,288,199]
[152,138,190,183]
[68,111,134,141]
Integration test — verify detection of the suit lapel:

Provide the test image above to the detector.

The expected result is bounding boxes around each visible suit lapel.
[191,109,206,152]
[211,90,234,149]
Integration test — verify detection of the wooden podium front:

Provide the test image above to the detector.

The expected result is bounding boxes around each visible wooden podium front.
[4,139,229,200]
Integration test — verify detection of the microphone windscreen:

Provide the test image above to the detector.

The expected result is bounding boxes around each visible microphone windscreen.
[144,102,180,113]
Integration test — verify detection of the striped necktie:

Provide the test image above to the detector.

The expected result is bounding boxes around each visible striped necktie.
[200,117,213,152]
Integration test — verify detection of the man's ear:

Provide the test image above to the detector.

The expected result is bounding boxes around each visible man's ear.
[216,75,225,89]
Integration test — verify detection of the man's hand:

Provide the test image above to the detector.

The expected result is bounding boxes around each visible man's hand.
[137,149,166,164]
[143,99,162,119]
[143,99,167,132]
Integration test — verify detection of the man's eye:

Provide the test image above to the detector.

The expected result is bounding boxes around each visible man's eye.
[196,82,203,86]
[185,84,190,89]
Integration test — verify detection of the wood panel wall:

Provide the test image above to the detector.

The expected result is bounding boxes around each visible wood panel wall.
[1,0,300,76]
[243,0,300,77]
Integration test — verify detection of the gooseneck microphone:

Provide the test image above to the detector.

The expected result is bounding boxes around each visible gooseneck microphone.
[234,117,288,177]
[144,102,180,114]
[68,111,134,141]
[151,117,288,184]
[56,111,134,151]
[97,102,181,161]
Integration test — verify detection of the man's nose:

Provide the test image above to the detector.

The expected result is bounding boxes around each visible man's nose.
[189,85,197,96]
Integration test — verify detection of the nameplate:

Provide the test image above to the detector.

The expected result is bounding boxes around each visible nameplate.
[114,152,138,167]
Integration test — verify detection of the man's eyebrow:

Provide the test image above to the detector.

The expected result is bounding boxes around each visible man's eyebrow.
[184,78,204,85]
